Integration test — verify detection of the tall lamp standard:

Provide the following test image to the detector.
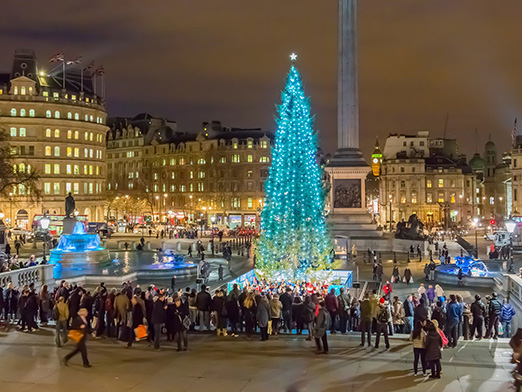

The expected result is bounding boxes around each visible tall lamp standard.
[388,194,393,233]
[506,219,516,273]
[472,218,479,259]
[40,216,50,262]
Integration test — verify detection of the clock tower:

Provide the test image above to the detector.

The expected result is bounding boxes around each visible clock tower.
[371,137,382,177]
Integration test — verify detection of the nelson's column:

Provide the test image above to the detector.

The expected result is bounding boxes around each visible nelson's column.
[326,0,381,248]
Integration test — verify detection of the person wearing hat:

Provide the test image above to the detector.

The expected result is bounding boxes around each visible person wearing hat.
[470,294,486,340]
[63,308,91,368]
[485,292,502,339]
[375,301,391,350]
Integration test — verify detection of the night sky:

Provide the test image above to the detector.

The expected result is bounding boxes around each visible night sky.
[2,0,522,158]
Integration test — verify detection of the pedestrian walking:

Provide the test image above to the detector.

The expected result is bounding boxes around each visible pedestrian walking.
[63,308,91,368]
[313,301,329,354]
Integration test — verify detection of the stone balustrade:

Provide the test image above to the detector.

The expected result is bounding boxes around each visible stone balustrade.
[0,264,55,290]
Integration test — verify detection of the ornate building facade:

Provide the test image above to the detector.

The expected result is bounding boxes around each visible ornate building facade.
[106,116,274,228]
[0,50,107,229]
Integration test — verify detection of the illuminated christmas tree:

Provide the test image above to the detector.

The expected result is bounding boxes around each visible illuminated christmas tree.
[256,59,332,278]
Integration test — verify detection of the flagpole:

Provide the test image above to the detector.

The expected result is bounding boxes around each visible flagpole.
[81,66,83,92]
[62,58,66,89]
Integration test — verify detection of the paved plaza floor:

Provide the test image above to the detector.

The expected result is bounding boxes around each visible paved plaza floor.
[0,327,515,392]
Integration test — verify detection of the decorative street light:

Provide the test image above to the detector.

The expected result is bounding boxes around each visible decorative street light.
[506,219,517,273]
[472,217,479,258]
[388,194,393,232]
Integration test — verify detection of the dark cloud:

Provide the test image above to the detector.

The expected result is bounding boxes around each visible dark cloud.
[1,0,522,157]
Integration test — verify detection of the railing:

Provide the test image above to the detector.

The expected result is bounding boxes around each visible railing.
[0,264,55,290]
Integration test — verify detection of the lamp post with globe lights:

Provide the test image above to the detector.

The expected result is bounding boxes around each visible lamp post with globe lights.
[472,218,479,258]
[506,219,516,273]
[40,216,50,262]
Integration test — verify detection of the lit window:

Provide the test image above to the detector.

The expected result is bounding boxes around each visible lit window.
[247,140,253,149]
[44,164,51,174]
[46,110,51,118]
[54,111,60,119]
[220,157,226,163]
[438,179,444,188]
[96,166,99,175]
[10,108,16,116]
[29,109,35,117]
[85,132,88,141]
[54,164,60,174]
[67,130,72,139]
[74,113,79,120]
[76,183,81,195]
[411,192,417,203]
[247,155,253,162]
[85,114,88,121]
[248,197,253,208]
[84,148,88,157]
[89,165,93,175]
[261,140,268,148]
[67,147,72,157]
[233,142,238,149]
[66,164,72,174]
[74,165,79,175]
[438,192,444,203]
[490,197,494,205]
[179,158,185,165]
[20,86,26,95]
[54,129,60,138]
[84,165,88,175]
[198,171,205,179]
[247,170,253,178]
[74,148,79,157]
[90,115,93,122]
[13,86,18,95]
[66,183,72,194]
[54,146,60,156]
[427,193,433,203]
[90,132,93,141]
[74,131,79,139]
[401,194,406,203]
[190,171,194,179]
[46,128,51,137]
[67,112,72,120]
[260,157,269,163]
[426,180,432,188]
[10,128,16,137]
[45,146,51,156]
[53,183,60,195]
[170,158,176,166]
[20,109,26,117]
[450,193,456,203]
[19,128,26,137]
[232,154,240,163]
[198,158,206,164]
[171,172,175,179]
[44,183,51,194]
[89,149,93,158]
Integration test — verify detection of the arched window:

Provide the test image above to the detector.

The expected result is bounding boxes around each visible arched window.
[18,163,25,173]
[10,108,16,116]
[67,112,72,119]
[20,109,26,117]
[54,110,60,119]
[45,128,51,137]
[13,164,17,173]
[89,115,93,122]
[74,131,79,139]
[67,130,72,139]
[29,109,35,117]
[74,147,79,157]
[45,146,51,156]
[54,146,60,156]
[54,129,60,138]
[74,113,79,120]
[20,86,26,95]
[46,110,51,118]
[67,147,72,157]
[13,86,18,95]
[89,149,93,158]
[27,164,31,173]
[28,87,33,95]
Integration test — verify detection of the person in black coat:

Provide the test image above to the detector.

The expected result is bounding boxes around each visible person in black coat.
[413,298,429,325]
[425,322,443,378]
[165,297,177,341]
[25,288,39,331]
[173,296,188,351]
[151,293,167,350]
[18,289,30,331]
[63,308,91,368]
[292,296,304,335]
[212,290,228,336]
[68,288,82,325]
[470,294,486,339]
[226,291,240,337]
[431,301,446,331]
[127,295,147,348]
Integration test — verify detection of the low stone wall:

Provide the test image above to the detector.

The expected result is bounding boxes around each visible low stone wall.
[497,274,522,337]
[0,264,56,290]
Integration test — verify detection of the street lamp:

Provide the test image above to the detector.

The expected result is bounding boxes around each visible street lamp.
[472,217,479,259]
[40,216,50,262]
[506,219,516,273]
[388,194,393,232]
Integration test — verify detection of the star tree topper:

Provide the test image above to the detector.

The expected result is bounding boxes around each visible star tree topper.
[290,53,298,61]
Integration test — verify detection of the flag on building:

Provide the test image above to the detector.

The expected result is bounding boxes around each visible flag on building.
[95,66,105,76]
[513,118,518,148]
[66,56,82,65]
[84,60,95,70]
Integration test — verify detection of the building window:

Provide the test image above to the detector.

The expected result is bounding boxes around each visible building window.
[10,127,16,137]
[44,183,51,194]
[411,192,417,203]
[28,109,35,117]
[450,180,456,188]
[400,181,405,188]
[44,164,51,174]
[19,128,26,137]
[46,128,51,137]
[54,146,60,156]
[260,156,269,163]
[67,130,72,139]
[438,179,444,187]
[197,183,204,192]
[490,197,494,205]
[20,109,26,117]
[46,110,51,118]
[427,193,433,203]
[74,113,79,120]
[45,146,51,156]
[67,147,72,157]
[179,158,185,165]
[66,164,72,174]
[261,140,268,148]
[450,192,456,203]
[197,158,206,164]
[247,170,253,178]
[54,164,60,174]
[74,165,79,175]
[438,192,444,203]
[89,149,93,158]
[74,147,79,157]
[400,193,406,203]
[232,154,240,163]
[248,197,253,208]
[198,171,205,179]
[54,129,60,138]
[10,108,16,116]
[54,111,60,119]
[67,112,72,120]
[220,157,226,163]
[89,165,93,175]
[247,155,253,162]
[54,183,60,195]
[247,140,253,149]
[515,188,518,202]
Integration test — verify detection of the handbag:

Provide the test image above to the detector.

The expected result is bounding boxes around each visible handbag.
[68,329,84,343]
[409,277,414,284]
[134,324,148,341]
[182,315,191,330]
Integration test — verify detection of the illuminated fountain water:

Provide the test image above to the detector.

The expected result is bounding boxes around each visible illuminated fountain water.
[50,221,111,265]
[435,255,501,287]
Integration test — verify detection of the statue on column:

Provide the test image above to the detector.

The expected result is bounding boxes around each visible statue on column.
[65,193,76,218]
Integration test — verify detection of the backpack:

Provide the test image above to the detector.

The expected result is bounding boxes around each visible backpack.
[377,308,389,324]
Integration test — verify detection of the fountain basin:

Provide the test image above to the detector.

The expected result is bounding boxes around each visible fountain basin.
[435,256,501,287]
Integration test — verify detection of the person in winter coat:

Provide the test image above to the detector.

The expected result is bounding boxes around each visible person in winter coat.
[434,284,444,301]
[3,283,14,320]
[212,290,228,336]
[114,288,130,337]
[279,288,293,333]
[375,301,391,350]
[392,266,400,283]
[196,285,212,331]
[79,291,93,325]
[53,296,69,347]
[409,320,427,376]
[403,268,413,285]
[292,297,304,335]
[269,294,283,335]
[485,292,502,339]
[431,300,446,331]
[403,295,415,334]
[243,292,257,339]
[470,294,486,340]
[151,292,167,350]
[413,298,429,325]
[105,289,116,338]
[501,298,516,338]
[324,289,338,334]
[39,285,50,326]
[426,285,436,306]
[226,290,240,337]
[256,295,271,341]
[302,295,315,340]
[446,294,463,348]
[165,297,177,342]
[313,301,329,354]
[127,294,147,348]
[425,322,443,378]
[392,296,405,333]
[173,296,188,351]
[337,288,351,334]
[63,308,91,368]
[68,287,83,325]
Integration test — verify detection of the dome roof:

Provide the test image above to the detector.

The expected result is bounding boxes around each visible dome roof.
[469,153,484,170]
